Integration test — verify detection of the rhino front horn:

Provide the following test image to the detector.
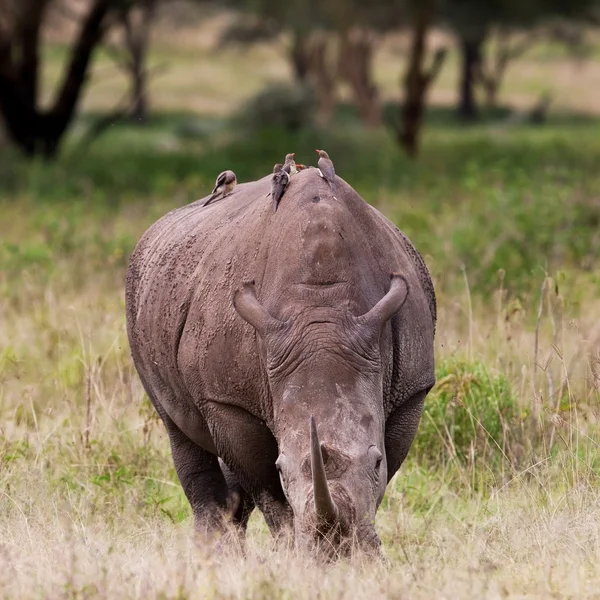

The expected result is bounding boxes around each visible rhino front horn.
[309,415,339,527]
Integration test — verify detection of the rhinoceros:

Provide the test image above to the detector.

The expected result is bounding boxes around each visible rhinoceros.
[125,167,436,554]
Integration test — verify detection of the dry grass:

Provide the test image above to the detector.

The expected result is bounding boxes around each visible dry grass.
[2,459,599,598]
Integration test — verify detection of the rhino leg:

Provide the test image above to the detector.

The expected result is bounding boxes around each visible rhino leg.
[203,402,294,541]
[220,459,255,531]
[384,389,427,482]
[255,492,295,546]
[161,413,231,535]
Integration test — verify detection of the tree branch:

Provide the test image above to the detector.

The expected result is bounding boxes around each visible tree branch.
[48,0,112,132]
[16,0,49,109]
[424,46,447,86]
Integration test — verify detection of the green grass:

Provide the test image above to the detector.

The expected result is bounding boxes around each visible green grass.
[2,106,600,300]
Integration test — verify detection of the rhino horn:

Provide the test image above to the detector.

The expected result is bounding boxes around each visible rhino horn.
[310,416,338,526]
[354,273,409,330]
[233,280,288,337]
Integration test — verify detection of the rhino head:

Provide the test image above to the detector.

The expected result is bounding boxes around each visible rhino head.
[233,274,408,555]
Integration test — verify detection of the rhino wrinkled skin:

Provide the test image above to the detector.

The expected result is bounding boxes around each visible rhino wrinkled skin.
[125,168,436,554]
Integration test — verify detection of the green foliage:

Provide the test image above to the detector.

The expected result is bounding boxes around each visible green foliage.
[234,82,317,134]
[413,358,520,471]
[2,110,600,299]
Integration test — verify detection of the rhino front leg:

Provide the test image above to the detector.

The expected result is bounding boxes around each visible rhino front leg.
[163,416,231,536]
[204,401,294,542]
[220,458,256,532]
[384,389,427,482]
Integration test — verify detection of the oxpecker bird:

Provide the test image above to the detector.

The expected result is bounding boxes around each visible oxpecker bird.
[283,153,297,175]
[316,149,335,192]
[203,170,237,206]
[270,163,290,213]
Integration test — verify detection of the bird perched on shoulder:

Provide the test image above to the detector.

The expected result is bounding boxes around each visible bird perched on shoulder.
[283,153,297,175]
[316,149,335,192]
[270,163,290,213]
[203,170,237,206]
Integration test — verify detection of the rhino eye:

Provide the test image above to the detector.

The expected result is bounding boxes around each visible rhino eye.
[275,455,286,484]
[368,446,383,474]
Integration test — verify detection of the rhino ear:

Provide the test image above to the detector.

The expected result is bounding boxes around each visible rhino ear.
[233,280,287,337]
[354,273,409,332]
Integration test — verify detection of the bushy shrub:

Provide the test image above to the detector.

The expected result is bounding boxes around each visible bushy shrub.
[413,358,521,469]
[234,82,316,133]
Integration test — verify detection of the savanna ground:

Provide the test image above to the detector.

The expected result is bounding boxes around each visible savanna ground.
[2,12,600,599]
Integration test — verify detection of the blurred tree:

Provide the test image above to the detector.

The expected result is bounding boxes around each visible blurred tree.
[397,0,446,157]
[218,0,323,81]
[217,0,338,120]
[439,0,522,119]
[114,0,157,122]
[337,28,381,126]
[0,0,157,158]
[474,28,536,110]
[330,0,403,128]
[0,0,109,157]
[220,0,403,127]
[442,0,600,119]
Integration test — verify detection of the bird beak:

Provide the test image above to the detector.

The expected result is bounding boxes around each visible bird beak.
[315,149,320,154]
[291,153,295,158]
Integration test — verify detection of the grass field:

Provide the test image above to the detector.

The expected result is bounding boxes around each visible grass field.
[1,14,600,598]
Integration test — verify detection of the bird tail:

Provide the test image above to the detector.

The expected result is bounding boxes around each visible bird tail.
[203,192,218,207]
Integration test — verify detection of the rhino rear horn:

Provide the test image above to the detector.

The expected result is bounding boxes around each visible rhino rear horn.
[354,273,408,331]
[233,280,288,337]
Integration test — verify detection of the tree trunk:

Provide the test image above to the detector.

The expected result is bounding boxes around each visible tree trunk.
[458,34,483,120]
[290,30,311,83]
[338,28,381,128]
[0,0,48,154]
[475,29,532,111]
[122,0,156,123]
[398,1,445,158]
[46,0,111,156]
[0,87,37,155]
[482,78,498,109]
[307,35,337,125]
[130,63,147,121]
[0,0,111,158]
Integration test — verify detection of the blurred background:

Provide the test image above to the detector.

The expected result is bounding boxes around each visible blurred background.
[2,0,600,299]
[1,3,600,594]
[2,0,600,298]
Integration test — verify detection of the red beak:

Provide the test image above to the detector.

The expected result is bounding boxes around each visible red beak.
[315,149,321,154]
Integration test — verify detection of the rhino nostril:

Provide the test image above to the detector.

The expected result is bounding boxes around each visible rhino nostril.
[310,443,351,478]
